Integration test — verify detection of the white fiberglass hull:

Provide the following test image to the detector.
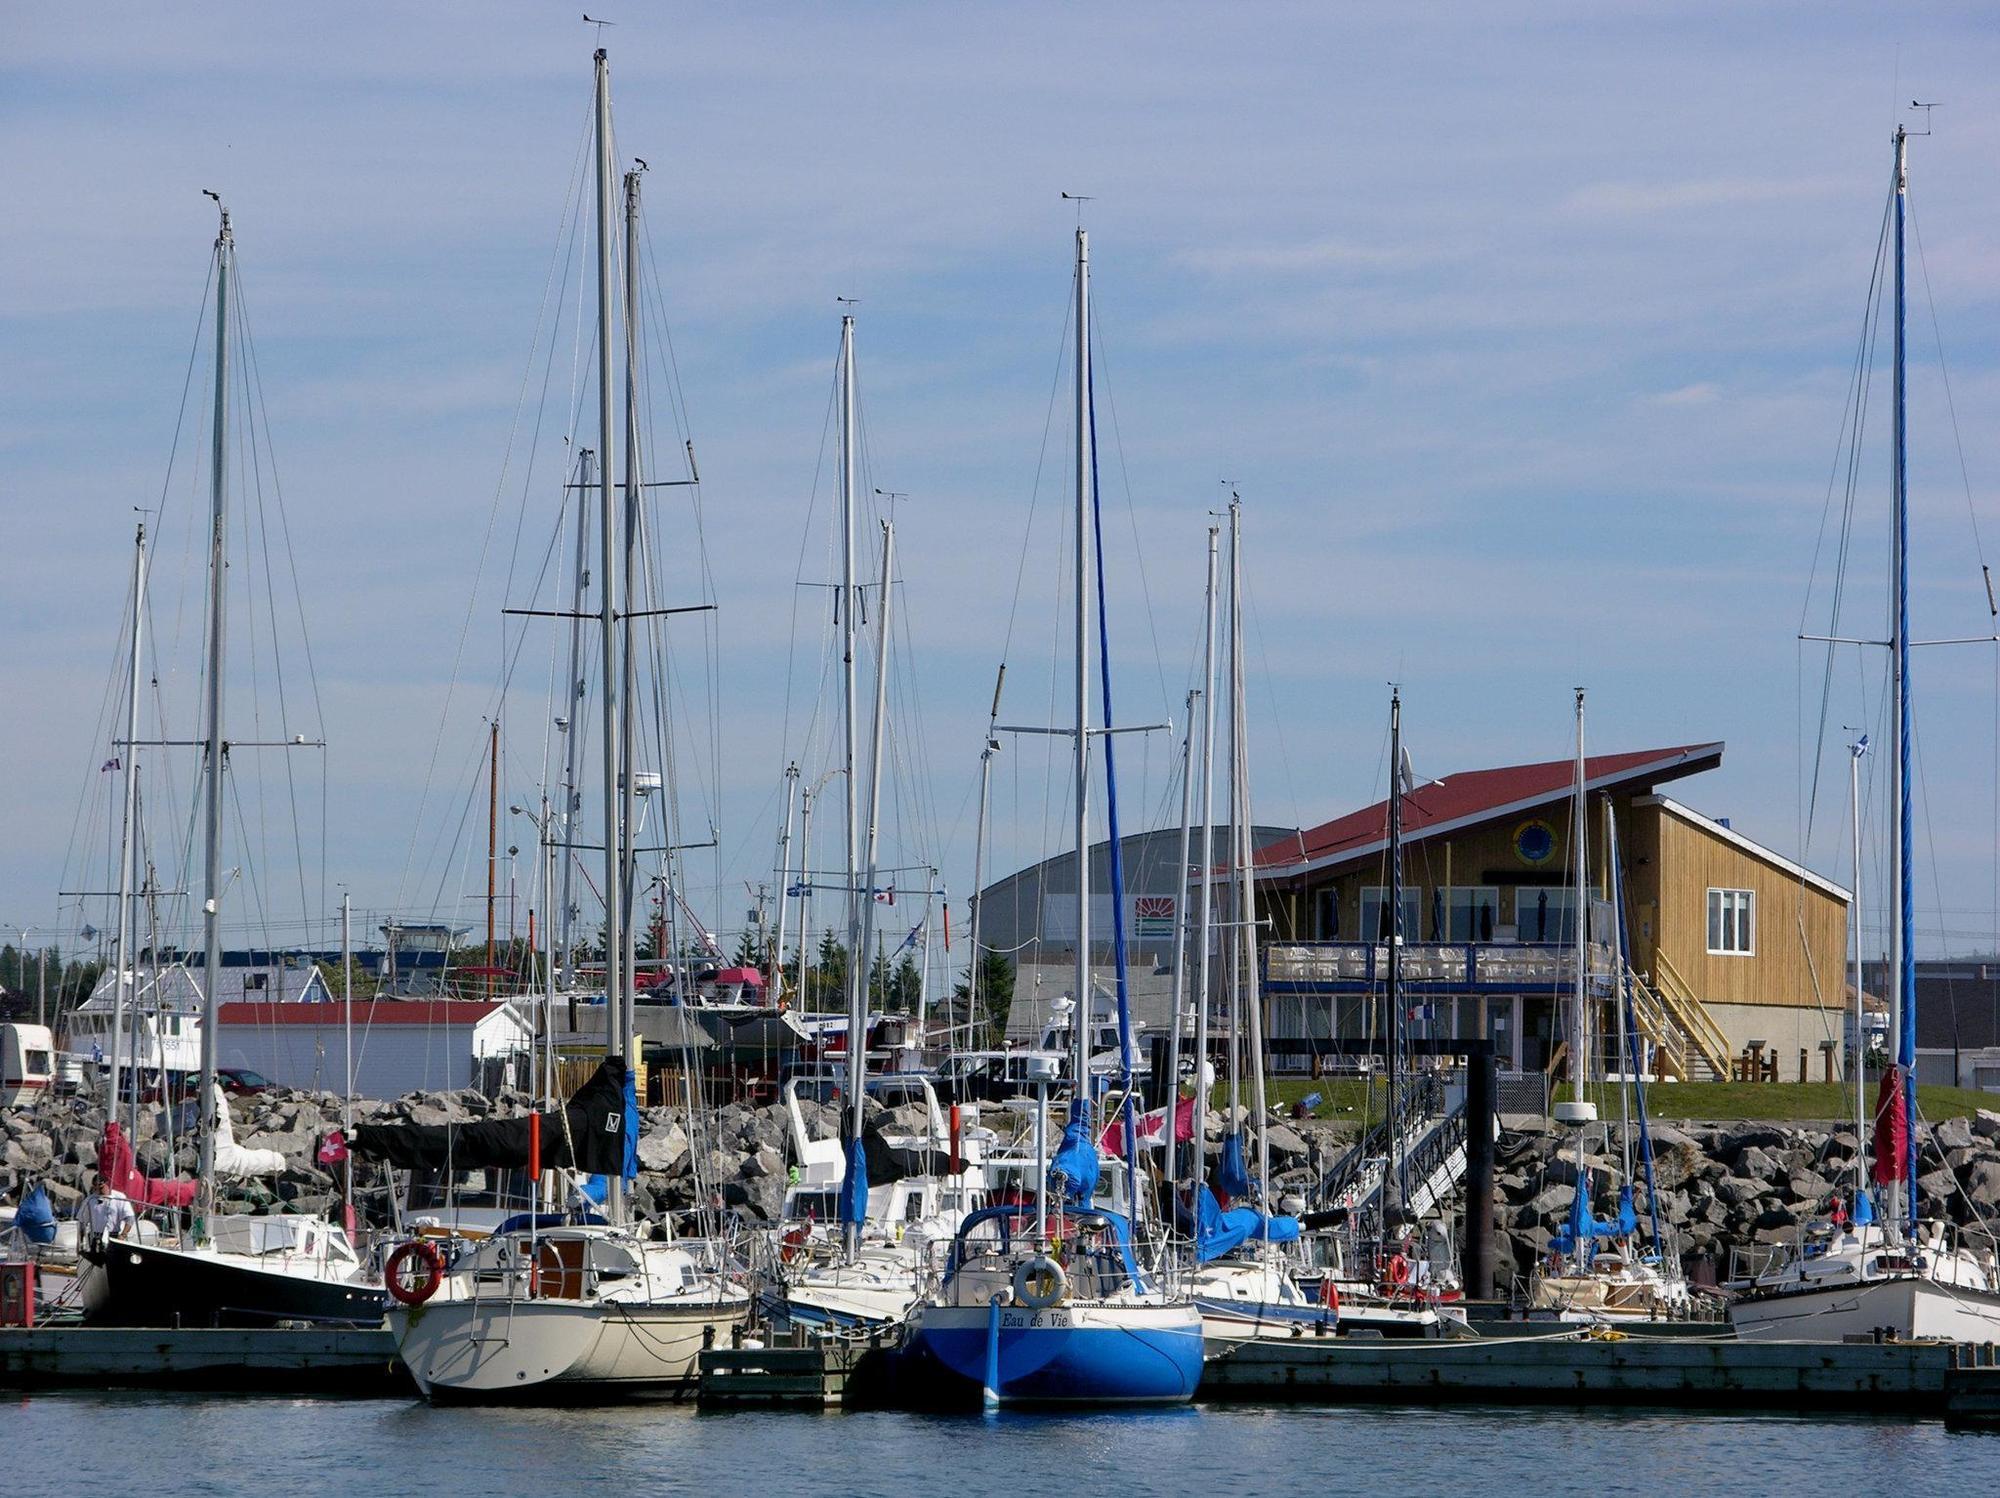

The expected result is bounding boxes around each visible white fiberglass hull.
[392,1295,743,1402]
[1731,1274,2000,1343]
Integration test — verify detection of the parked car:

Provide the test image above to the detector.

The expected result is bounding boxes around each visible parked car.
[216,1066,273,1096]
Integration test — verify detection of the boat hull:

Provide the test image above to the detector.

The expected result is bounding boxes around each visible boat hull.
[84,1238,385,1329]
[911,1300,1204,1406]
[1195,1295,1457,1346]
[1731,1273,2000,1342]
[392,1296,742,1403]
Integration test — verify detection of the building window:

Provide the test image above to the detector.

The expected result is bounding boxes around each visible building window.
[1359,887,1422,941]
[1513,886,1576,944]
[1444,886,1500,942]
[1708,889,1755,956]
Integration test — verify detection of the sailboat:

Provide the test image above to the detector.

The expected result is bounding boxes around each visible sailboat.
[80,204,382,1331]
[1729,124,2000,1342]
[771,320,992,1331]
[906,227,1205,1407]
[379,49,748,1401]
[1529,692,1696,1322]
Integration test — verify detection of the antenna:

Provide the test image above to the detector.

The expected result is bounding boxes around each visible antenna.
[583,12,616,36]
[1060,190,1093,226]
[1908,100,1940,135]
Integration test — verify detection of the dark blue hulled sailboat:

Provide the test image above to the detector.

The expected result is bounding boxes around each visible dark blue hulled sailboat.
[907,226,1203,1408]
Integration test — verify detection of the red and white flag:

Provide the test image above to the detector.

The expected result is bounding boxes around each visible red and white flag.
[1100,1096,1196,1155]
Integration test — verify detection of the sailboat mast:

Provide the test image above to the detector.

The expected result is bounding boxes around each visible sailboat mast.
[850,517,896,1256]
[1072,227,1093,1113]
[1890,125,1916,1227]
[110,521,147,1120]
[1572,688,1589,1095]
[772,764,798,1000]
[619,164,643,1080]
[196,206,232,1210]
[1230,501,1271,1218]
[1190,525,1219,1196]
[967,665,1004,1048]
[591,48,625,1225]
[1849,736,1867,1194]
[838,316,865,1160]
[1385,687,1404,1218]
[1164,681,1196,1190]
[558,447,592,1000]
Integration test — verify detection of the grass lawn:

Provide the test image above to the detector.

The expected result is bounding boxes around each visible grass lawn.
[1249,1074,2000,1124]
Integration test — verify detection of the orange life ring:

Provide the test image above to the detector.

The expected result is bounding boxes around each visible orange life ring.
[386,1238,445,1307]
[1385,1253,1411,1289]
[781,1225,810,1264]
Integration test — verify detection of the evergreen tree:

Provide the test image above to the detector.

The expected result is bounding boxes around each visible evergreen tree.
[953,949,1016,1044]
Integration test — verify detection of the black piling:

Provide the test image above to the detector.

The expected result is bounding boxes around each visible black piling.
[1464,1046,1497,1300]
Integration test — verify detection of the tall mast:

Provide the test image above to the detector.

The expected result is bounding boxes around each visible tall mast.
[486,719,499,1001]
[619,163,643,1085]
[1190,525,1220,1197]
[591,47,625,1225]
[110,521,147,1121]
[1385,686,1404,1220]
[1072,227,1093,1117]
[1572,688,1590,1096]
[1890,124,1916,1226]
[1223,526,1242,1136]
[967,666,1004,1048]
[1850,735,1868,1196]
[796,786,815,1010]
[557,447,592,1005]
[848,518,896,1255]
[837,316,865,1170]
[1231,499,1271,1224]
[1164,679,1196,1194]
[195,204,233,1212]
[772,764,799,1000]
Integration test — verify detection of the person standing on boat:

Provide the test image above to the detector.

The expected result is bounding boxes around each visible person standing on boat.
[79,1175,135,1243]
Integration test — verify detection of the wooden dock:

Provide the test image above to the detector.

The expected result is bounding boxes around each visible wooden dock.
[1201,1331,1958,1411]
[699,1334,874,1408]
[0,1325,407,1396]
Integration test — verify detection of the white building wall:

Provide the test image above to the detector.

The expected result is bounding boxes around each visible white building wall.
[214,1012,529,1101]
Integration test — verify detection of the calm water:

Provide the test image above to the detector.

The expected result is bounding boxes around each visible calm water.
[18,1393,2000,1496]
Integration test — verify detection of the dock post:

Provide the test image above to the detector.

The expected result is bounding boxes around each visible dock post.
[1464,1046,1497,1300]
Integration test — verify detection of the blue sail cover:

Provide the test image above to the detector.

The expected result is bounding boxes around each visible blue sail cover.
[1853,1187,1876,1226]
[622,1067,641,1183]
[1049,1100,1101,1207]
[839,1136,870,1228]
[16,1183,55,1245]
[1215,1131,1252,1200]
[1183,1184,1299,1263]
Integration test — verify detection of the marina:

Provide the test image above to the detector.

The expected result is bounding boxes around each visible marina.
[5,3,2000,1492]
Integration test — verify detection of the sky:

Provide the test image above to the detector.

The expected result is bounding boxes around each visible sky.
[2,2,1997,975]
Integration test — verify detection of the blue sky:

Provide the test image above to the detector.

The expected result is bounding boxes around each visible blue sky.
[2,2,1997,971]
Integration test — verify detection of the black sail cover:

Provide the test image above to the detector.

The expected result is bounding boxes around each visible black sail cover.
[351,1057,628,1177]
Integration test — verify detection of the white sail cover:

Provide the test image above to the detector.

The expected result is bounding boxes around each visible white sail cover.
[211,1085,286,1178]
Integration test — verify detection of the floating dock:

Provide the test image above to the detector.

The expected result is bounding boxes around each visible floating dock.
[1201,1331,1961,1411]
[698,1333,878,1408]
[0,1325,408,1396]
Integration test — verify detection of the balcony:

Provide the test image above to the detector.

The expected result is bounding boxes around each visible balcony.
[1262,939,1616,995]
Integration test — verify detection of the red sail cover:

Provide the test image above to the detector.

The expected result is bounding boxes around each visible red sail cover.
[1871,1068,1909,1187]
[97,1122,198,1208]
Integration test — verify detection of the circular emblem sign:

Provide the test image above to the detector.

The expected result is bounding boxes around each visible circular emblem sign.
[1514,819,1557,867]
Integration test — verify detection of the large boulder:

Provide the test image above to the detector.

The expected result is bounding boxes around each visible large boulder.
[636,1120,689,1174]
[1935,1117,1977,1154]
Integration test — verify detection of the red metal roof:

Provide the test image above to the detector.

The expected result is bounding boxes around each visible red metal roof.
[215,1000,508,1026]
[1252,742,1723,879]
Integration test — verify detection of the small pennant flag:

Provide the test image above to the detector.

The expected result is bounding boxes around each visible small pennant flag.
[100,757,121,772]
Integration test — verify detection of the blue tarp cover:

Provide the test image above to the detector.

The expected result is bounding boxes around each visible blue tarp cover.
[1184,1184,1301,1263]
[1049,1100,1101,1207]
[16,1183,55,1245]
[1215,1131,1252,1200]
[839,1136,870,1227]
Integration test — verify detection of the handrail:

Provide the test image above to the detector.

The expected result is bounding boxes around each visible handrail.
[1652,950,1731,1078]
[1623,976,1689,1081]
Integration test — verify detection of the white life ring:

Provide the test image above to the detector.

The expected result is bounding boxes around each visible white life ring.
[1012,1255,1068,1309]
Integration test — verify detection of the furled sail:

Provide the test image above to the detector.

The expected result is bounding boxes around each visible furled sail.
[350,1057,628,1177]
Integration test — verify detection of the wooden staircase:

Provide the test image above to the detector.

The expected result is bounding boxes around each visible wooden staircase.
[1636,950,1732,1081]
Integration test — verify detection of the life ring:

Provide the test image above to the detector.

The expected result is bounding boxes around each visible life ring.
[1384,1254,1411,1289]
[1013,1255,1068,1309]
[781,1225,810,1264]
[386,1238,445,1307]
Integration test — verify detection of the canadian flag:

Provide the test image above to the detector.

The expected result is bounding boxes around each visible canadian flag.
[872,886,895,906]
[1100,1096,1197,1155]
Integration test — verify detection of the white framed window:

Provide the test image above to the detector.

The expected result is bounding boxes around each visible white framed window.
[1513,886,1576,944]
[1360,886,1422,941]
[1708,888,1755,956]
